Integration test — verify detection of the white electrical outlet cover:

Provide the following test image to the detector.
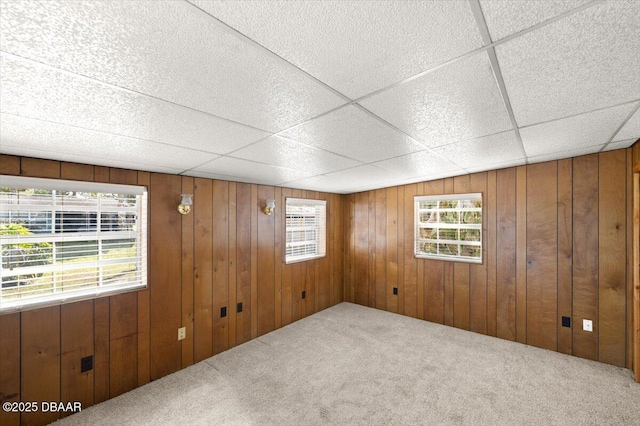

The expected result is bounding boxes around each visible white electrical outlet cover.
[582,319,593,332]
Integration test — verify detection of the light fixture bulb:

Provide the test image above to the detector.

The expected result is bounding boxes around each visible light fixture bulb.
[263,199,276,216]
[178,193,193,215]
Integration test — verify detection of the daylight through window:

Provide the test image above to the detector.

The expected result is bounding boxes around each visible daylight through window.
[285,198,326,264]
[0,175,147,313]
[414,193,482,263]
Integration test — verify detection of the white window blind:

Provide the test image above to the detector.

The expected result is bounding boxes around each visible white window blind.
[285,198,326,264]
[0,175,148,313]
[414,193,482,263]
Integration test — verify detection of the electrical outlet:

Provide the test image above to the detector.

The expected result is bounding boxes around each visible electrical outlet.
[178,327,186,341]
[583,319,593,332]
[393,287,398,295]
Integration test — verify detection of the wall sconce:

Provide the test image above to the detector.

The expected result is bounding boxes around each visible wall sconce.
[178,193,193,215]
[263,199,276,216]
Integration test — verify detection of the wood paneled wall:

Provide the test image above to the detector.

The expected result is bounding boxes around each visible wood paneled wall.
[344,149,633,368]
[0,155,344,426]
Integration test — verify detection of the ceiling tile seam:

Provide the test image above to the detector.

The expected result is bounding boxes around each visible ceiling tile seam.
[182,171,289,186]
[274,134,369,165]
[178,154,325,178]
[0,111,229,157]
[528,143,606,161]
[516,98,640,131]
[278,162,400,187]
[470,0,528,163]
[352,0,605,105]
[183,0,352,104]
[0,51,272,136]
[220,102,355,158]
[599,101,640,152]
[0,142,182,172]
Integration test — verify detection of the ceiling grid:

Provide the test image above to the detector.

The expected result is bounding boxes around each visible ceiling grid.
[0,0,638,193]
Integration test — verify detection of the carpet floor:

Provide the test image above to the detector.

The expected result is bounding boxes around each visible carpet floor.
[55,302,640,425]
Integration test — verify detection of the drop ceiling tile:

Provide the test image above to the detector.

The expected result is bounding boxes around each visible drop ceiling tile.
[360,52,512,148]
[464,158,527,174]
[480,0,591,41]
[231,136,362,175]
[0,55,270,154]
[278,105,425,163]
[604,139,636,152]
[613,105,640,142]
[432,131,524,169]
[0,0,345,132]
[528,146,603,164]
[372,150,464,180]
[0,114,219,171]
[282,175,351,194]
[323,165,405,191]
[191,0,482,99]
[496,1,640,127]
[520,103,636,157]
[190,157,314,186]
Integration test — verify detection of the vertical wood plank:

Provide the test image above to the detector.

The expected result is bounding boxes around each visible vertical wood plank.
[453,175,472,330]
[424,180,445,324]
[626,149,634,370]
[213,181,230,353]
[443,178,455,326]
[94,166,109,183]
[397,186,405,315]
[375,189,387,310]
[136,171,151,386]
[315,192,331,312]
[368,191,377,308]
[486,170,498,337]
[0,154,20,175]
[354,192,369,306]
[557,159,573,355]
[61,162,94,181]
[149,173,183,379]
[20,157,60,178]
[598,150,626,366]
[526,162,558,351]
[93,298,110,403]
[0,313,20,426]
[469,172,488,335]
[496,168,517,341]
[281,188,294,326]
[386,186,399,313]
[404,185,417,318]
[250,185,258,339]
[516,165,527,344]
[634,171,640,381]
[228,182,238,348]
[573,154,599,361]
[60,301,94,416]
[348,194,356,303]
[109,293,138,398]
[108,168,137,185]
[236,183,252,345]
[193,178,213,361]
[21,307,61,425]
[274,187,283,327]
[181,176,194,368]
[257,185,275,336]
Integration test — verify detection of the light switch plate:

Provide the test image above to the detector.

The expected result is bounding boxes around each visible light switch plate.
[178,327,186,340]
[583,319,593,332]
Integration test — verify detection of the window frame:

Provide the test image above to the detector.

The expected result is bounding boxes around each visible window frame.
[284,197,327,264]
[0,175,148,313]
[414,192,483,264]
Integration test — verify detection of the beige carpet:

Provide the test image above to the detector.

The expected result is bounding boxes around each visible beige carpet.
[55,302,640,425]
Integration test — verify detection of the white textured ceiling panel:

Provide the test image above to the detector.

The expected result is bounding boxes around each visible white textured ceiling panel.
[520,103,636,157]
[529,146,603,164]
[282,175,353,194]
[0,114,219,171]
[432,131,524,169]
[480,0,592,41]
[231,136,362,175]
[605,139,636,152]
[613,105,640,142]
[189,157,313,186]
[191,0,483,99]
[278,105,425,163]
[323,165,405,191]
[372,150,464,180]
[496,1,640,127]
[464,158,526,174]
[0,0,345,132]
[359,52,512,148]
[0,55,270,154]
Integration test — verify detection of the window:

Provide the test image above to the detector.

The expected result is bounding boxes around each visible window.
[285,198,326,264]
[0,175,147,313]
[414,193,482,263]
